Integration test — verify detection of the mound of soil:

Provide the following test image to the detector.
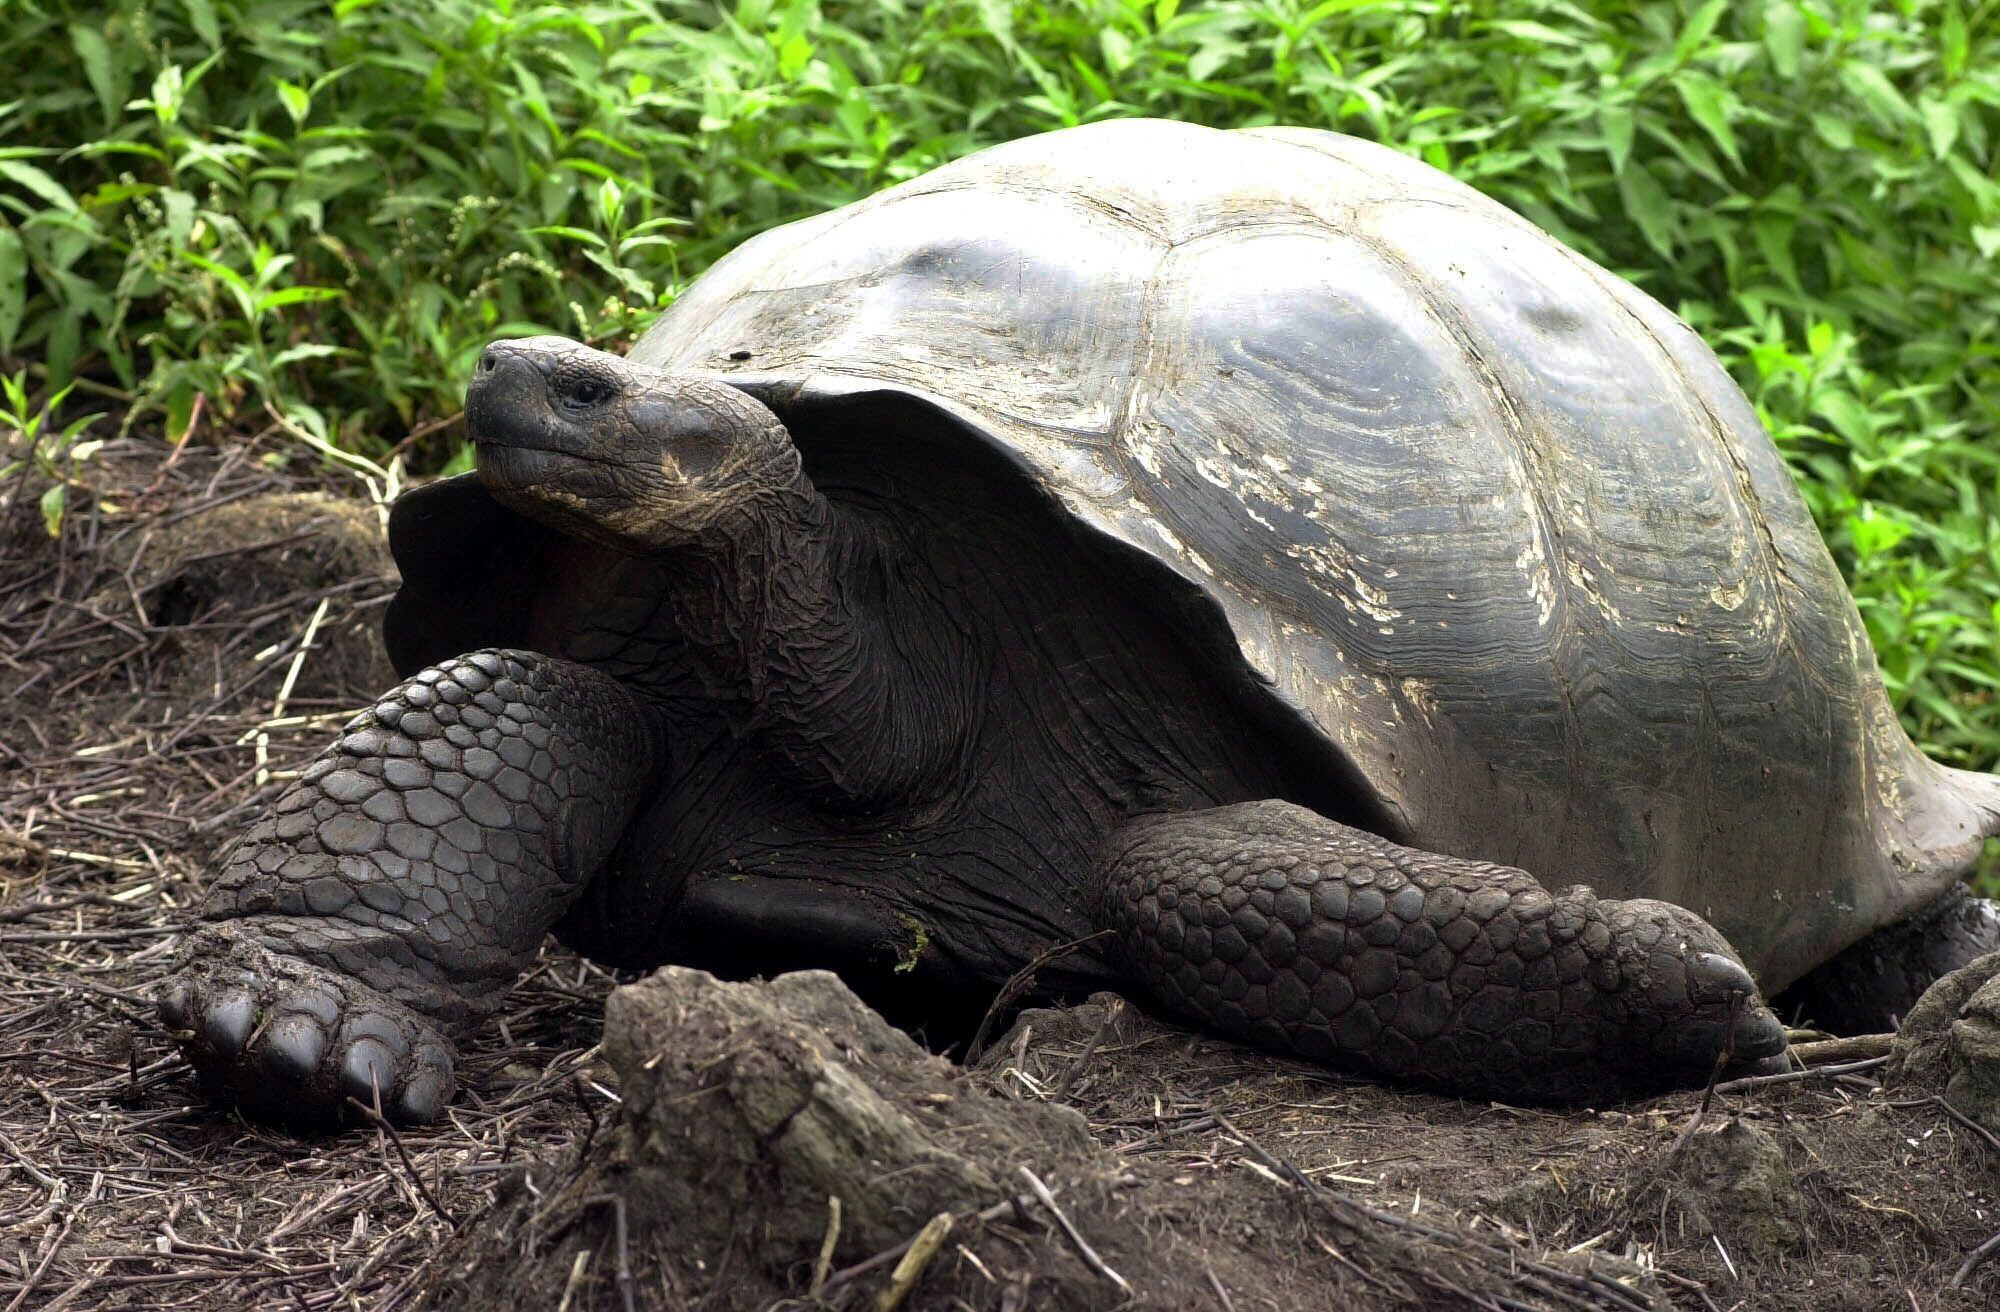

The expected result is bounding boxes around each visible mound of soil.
[107,489,396,703]
[413,979,2000,1312]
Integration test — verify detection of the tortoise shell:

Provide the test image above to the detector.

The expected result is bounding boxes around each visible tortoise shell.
[407,120,2000,991]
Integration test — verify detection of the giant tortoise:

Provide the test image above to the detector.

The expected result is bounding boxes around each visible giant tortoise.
[158,120,2000,1125]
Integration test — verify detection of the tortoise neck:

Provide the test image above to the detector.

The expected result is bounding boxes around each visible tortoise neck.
[661,474,847,704]
[659,470,975,812]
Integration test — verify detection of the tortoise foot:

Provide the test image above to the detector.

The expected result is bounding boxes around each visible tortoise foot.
[158,924,455,1127]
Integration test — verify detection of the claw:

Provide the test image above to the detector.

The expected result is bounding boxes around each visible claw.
[394,1067,452,1124]
[288,983,342,1027]
[202,993,257,1054]
[157,981,192,1031]
[345,1009,410,1047]
[1730,1007,1789,1061]
[340,1037,398,1104]
[163,927,462,1127]
[1686,951,1787,1061]
[260,1014,327,1083]
[1688,950,1757,1001]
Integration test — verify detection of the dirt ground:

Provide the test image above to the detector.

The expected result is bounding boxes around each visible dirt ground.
[2,435,1998,1311]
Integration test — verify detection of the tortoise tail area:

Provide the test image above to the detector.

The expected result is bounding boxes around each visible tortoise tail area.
[1943,764,2000,859]
[1909,760,2000,884]
[1775,763,2000,1034]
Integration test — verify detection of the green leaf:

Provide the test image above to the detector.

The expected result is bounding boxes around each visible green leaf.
[39,483,66,537]
[527,225,609,247]
[1675,0,1728,64]
[178,250,254,306]
[1811,114,1854,149]
[1816,389,1875,444]
[142,64,184,127]
[1187,40,1239,83]
[1941,2,1969,78]
[301,144,371,170]
[275,79,311,127]
[1763,3,1805,78]
[1100,28,1135,74]
[161,188,196,248]
[1675,72,1741,169]
[1847,506,1912,557]
[1617,162,1675,258]
[1599,104,1634,174]
[270,343,341,368]
[776,32,812,79]
[1972,226,2000,260]
[0,228,20,353]
[1490,20,1583,48]
[164,383,195,447]
[974,0,1014,44]
[1752,213,1798,291]
[1299,0,1398,22]
[182,0,222,50]
[1838,61,1913,128]
[80,180,154,209]
[69,23,118,126]
[0,160,77,212]
[1919,97,1959,161]
[253,286,344,314]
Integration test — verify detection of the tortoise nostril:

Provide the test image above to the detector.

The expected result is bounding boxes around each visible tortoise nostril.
[477,349,496,374]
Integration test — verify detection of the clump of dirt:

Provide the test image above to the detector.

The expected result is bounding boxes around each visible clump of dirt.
[1890,951,2000,1138]
[417,971,1692,1312]
[409,978,2000,1312]
[103,488,396,703]
[1641,1118,1804,1255]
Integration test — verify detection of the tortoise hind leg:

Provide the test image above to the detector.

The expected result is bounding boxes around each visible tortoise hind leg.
[1776,884,2000,1034]
[1091,800,1786,1105]
[157,649,661,1126]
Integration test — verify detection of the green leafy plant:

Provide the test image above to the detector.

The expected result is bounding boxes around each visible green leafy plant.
[0,370,105,535]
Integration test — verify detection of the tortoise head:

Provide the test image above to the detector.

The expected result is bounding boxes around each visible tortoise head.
[465,335,801,553]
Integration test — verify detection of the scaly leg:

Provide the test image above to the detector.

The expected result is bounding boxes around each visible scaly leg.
[158,649,660,1125]
[1094,800,1786,1104]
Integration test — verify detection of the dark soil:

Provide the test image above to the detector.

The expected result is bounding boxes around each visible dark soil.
[1,436,623,1312]
[414,979,2000,1312]
[2,434,1997,1311]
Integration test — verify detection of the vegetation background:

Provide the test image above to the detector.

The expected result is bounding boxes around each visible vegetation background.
[3,0,1997,787]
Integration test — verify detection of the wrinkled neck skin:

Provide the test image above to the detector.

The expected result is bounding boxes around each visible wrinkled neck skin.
[645,464,978,816]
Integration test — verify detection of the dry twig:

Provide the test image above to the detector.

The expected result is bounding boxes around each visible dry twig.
[964,931,1111,1065]
[1016,1166,1131,1295]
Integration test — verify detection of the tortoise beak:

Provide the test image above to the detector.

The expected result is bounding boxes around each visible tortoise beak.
[465,343,549,450]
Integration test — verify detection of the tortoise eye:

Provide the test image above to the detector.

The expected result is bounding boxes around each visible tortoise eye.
[558,375,615,411]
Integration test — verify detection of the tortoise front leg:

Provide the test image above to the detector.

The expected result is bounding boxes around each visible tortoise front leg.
[1093,800,1786,1104]
[157,649,660,1126]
